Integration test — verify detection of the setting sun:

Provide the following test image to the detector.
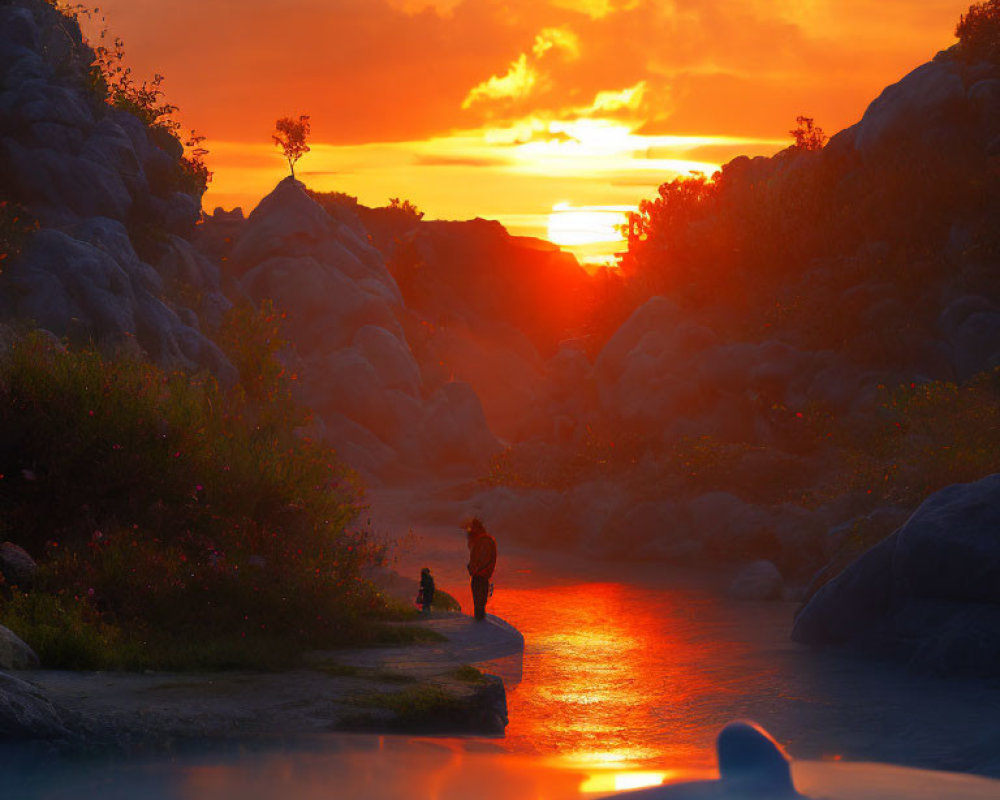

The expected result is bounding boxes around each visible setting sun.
[546,203,631,248]
[579,771,672,794]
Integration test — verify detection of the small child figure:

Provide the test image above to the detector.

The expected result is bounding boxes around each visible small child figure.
[418,567,435,614]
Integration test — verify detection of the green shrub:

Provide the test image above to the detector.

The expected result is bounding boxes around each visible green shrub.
[0,327,390,669]
[432,589,461,613]
[833,369,1000,509]
[349,685,466,726]
[453,664,486,683]
[50,4,214,196]
[789,116,827,151]
[0,589,115,670]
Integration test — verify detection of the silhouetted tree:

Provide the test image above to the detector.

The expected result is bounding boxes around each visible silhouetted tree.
[387,197,424,220]
[273,115,311,180]
[789,116,827,151]
[956,0,1000,62]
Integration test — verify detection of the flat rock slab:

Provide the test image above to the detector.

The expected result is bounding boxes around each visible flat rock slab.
[11,613,524,747]
[316,613,525,679]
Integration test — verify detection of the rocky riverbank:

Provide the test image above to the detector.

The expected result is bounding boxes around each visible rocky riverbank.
[0,613,524,751]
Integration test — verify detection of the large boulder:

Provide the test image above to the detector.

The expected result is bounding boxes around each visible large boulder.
[0,542,36,588]
[0,0,233,379]
[792,474,1000,675]
[418,381,502,472]
[0,671,72,740]
[229,179,501,479]
[0,626,39,670]
[727,560,784,601]
[391,219,591,357]
[853,59,970,163]
[591,296,838,447]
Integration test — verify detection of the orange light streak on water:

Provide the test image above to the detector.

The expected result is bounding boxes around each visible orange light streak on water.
[484,581,748,776]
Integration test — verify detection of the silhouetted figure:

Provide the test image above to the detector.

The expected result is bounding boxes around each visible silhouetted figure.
[418,567,435,614]
[464,518,496,621]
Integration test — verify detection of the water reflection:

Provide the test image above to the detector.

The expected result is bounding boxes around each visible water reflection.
[5,737,588,800]
[8,574,1000,798]
[486,581,745,773]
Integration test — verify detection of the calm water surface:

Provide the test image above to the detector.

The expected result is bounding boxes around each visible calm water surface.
[6,553,1000,799]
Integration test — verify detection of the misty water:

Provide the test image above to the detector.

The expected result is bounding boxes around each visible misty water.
[6,528,1000,800]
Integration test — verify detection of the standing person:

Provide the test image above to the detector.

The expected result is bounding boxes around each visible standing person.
[464,517,496,621]
[418,567,435,614]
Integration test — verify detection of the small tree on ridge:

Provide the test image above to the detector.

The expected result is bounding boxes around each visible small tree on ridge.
[273,115,311,180]
[790,116,827,151]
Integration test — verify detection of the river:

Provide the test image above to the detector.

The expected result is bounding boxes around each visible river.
[4,501,1000,799]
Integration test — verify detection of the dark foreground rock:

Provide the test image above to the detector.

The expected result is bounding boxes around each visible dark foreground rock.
[0,625,38,670]
[792,474,1000,676]
[0,671,73,740]
[0,542,37,588]
[0,0,233,379]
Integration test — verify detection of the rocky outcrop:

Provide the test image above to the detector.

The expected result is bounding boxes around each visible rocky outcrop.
[0,671,70,740]
[470,482,829,578]
[17,613,521,746]
[335,672,508,735]
[222,178,501,479]
[0,626,38,670]
[374,218,594,441]
[792,474,1000,676]
[728,560,784,601]
[0,0,233,380]
[0,541,36,588]
[392,219,591,358]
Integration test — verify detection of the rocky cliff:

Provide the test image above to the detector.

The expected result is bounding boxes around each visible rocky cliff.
[204,179,502,479]
[0,0,232,378]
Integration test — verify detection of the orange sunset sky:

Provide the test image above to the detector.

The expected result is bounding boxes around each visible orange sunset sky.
[86,0,969,262]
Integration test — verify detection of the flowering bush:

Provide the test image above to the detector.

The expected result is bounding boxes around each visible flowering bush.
[0,322,392,669]
[832,369,1000,510]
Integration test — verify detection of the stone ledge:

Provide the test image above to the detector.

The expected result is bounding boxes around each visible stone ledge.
[0,613,524,750]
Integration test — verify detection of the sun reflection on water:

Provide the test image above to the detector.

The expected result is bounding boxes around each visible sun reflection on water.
[485,581,746,779]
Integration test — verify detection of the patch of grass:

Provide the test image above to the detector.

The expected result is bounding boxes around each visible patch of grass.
[349,685,466,726]
[0,590,114,670]
[432,590,461,613]
[368,624,447,646]
[309,662,416,683]
[0,588,312,671]
[453,664,486,683]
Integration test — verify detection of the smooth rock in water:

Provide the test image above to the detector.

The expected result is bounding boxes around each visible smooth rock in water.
[0,626,39,670]
[0,542,37,588]
[727,560,783,601]
[717,721,798,796]
[792,473,1000,675]
[615,720,803,798]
